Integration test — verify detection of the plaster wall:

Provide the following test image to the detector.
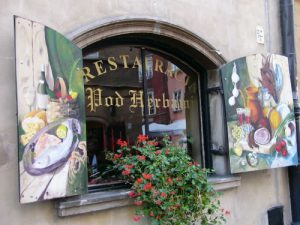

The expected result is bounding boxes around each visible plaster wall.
[0,0,291,225]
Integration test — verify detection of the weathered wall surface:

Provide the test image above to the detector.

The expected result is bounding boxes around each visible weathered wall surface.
[0,0,292,224]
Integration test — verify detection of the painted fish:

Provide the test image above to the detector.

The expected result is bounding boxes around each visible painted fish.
[31,120,78,169]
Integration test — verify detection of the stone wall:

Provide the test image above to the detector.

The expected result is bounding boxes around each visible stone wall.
[0,0,292,224]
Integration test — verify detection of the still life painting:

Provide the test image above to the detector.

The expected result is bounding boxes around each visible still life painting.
[15,16,87,203]
[221,54,297,173]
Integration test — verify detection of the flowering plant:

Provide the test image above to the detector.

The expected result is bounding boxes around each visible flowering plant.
[108,135,226,225]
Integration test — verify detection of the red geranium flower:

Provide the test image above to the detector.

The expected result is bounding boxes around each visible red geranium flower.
[113,153,122,159]
[138,155,146,161]
[129,191,137,198]
[147,141,154,145]
[117,139,128,148]
[144,182,153,191]
[122,169,131,175]
[167,178,173,184]
[138,134,148,143]
[150,211,155,217]
[133,215,141,222]
[142,173,153,180]
[137,178,143,184]
[156,200,162,205]
[125,164,135,169]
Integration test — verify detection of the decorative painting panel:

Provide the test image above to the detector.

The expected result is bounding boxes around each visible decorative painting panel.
[221,54,298,173]
[15,16,87,203]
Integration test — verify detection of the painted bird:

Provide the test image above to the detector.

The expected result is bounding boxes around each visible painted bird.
[260,56,279,103]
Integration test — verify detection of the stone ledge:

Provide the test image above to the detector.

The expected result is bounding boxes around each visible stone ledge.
[208,175,241,191]
[56,189,134,217]
[56,176,241,217]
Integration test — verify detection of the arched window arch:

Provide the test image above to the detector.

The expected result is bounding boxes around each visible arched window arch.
[75,18,230,186]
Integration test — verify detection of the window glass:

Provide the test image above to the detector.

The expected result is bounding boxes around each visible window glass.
[207,69,229,174]
[83,46,201,185]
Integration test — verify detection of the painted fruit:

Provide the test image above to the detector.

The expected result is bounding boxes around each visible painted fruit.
[254,127,271,145]
[56,124,68,139]
[233,145,243,157]
[269,109,282,130]
[70,91,78,100]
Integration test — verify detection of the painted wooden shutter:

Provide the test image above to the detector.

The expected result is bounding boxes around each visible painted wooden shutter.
[15,16,87,203]
[220,54,298,173]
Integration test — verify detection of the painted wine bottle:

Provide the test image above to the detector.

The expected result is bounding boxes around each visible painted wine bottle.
[36,64,49,110]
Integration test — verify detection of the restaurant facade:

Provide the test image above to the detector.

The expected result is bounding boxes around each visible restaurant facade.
[1,0,300,224]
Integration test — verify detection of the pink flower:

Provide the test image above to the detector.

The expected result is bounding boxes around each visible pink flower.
[133,215,141,222]
[167,178,173,184]
[150,211,155,217]
[138,155,146,161]
[156,200,162,205]
[194,161,200,166]
[161,192,167,198]
[135,200,143,206]
[155,150,162,155]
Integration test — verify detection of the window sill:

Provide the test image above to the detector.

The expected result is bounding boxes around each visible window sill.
[56,176,241,217]
[208,175,241,191]
[56,189,134,217]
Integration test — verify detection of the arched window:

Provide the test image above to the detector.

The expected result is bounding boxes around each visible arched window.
[82,46,203,186]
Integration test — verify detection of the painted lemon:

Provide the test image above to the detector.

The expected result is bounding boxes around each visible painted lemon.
[269,109,282,130]
[233,145,243,157]
[69,91,78,100]
[56,124,68,139]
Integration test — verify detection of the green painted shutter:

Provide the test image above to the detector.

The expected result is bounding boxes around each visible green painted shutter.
[15,16,87,203]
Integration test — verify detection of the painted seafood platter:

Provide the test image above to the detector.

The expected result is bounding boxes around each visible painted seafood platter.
[221,54,298,173]
[23,118,81,175]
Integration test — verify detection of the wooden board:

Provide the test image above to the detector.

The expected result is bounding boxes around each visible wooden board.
[15,16,87,204]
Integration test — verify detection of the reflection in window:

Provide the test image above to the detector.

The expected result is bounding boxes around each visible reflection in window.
[173,90,182,112]
[207,69,229,175]
[83,47,202,185]
[147,89,156,115]
[145,55,153,79]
